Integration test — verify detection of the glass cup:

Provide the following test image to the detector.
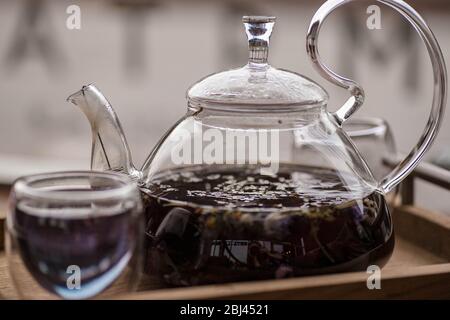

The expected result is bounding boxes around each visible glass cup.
[342,117,397,181]
[294,117,397,180]
[294,116,399,206]
[343,117,400,206]
[5,171,144,300]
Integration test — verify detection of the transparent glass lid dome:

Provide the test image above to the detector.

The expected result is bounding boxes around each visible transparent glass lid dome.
[187,16,329,111]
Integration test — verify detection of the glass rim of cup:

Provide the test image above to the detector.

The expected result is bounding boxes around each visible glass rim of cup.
[13,171,138,202]
[343,117,388,138]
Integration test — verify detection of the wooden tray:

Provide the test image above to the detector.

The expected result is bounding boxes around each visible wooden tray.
[1,204,450,300]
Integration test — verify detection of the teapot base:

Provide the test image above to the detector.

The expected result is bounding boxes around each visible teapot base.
[145,233,394,287]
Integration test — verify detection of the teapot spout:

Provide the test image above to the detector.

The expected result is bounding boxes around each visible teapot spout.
[67,84,141,180]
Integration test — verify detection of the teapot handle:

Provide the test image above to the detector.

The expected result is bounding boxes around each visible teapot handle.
[306,0,447,193]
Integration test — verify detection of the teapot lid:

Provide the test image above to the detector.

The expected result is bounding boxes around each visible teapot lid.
[187,16,328,111]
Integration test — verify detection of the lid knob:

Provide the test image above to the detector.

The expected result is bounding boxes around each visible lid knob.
[243,16,276,65]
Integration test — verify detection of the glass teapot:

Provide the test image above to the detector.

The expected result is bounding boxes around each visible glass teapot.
[67,0,446,286]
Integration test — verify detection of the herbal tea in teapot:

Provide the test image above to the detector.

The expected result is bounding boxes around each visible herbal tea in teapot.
[143,164,393,285]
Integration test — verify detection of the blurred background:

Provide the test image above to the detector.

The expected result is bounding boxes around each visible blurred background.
[0,0,449,212]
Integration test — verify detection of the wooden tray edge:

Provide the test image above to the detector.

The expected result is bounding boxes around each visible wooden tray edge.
[116,263,450,300]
